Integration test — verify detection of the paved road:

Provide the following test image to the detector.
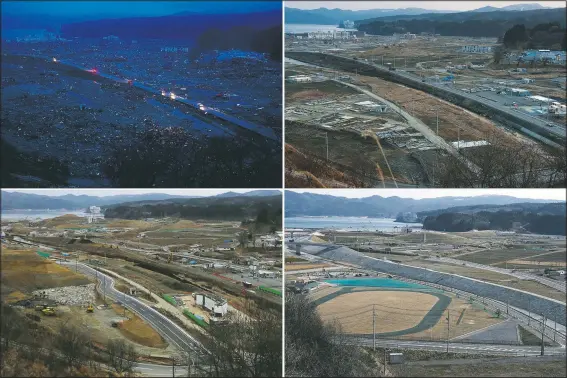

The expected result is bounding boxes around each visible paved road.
[430,256,567,293]
[58,261,205,356]
[344,337,566,356]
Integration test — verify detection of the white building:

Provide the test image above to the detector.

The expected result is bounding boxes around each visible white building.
[287,75,312,83]
[194,293,228,317]
[355,100,389,113]
[399,32,417,40]
[461,45,492,53]
[257,269,277,279]
[89,206,101,214]
[87,206,104,224]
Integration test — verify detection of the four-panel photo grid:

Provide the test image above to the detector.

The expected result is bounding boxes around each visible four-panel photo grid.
[1,0,566,377]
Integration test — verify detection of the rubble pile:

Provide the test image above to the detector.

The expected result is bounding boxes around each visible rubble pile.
[32,283,96,306]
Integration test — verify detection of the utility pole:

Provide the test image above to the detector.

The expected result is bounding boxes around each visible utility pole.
[541,315,546,356]
[373,304,376,351]
[446,310,450,353]
[554,314,557,342]
[383,348,387,375]
[325,132,329,161]
[172,357,176,378]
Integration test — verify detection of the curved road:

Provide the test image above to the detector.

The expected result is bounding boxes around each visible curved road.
[58,261,205,356]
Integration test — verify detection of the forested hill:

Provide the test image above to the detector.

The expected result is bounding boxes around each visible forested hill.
[356,8,566,37]
[417,202,566,219]
[103,195,282,227]
[421,203,566,235]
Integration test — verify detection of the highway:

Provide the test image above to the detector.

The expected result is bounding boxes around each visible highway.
[288,51,565,148]
[343,337,566,356]
[58,261,206,356]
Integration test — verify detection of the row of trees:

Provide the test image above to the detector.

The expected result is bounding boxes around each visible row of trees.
[503,22,566,50]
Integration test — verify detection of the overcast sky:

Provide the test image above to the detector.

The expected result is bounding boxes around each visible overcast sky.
[287,189,566,201]
[2,189,280,197]
[1,1,281,17]
[287,1,566,11]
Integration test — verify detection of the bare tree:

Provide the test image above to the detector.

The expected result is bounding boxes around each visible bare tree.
[106,338,139,375]
[202,305,281,377]
[52,323,90,369]
[286,293,381,377]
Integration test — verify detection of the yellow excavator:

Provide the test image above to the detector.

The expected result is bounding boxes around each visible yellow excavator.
[41,307,56,316]
[86,304,94,313]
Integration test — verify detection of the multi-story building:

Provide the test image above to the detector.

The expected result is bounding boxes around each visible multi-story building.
[461,45,492,53]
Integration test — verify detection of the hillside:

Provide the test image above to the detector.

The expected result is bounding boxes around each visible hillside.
[422,209,566,235]
[284,191,563,217]
[285,7,452,25]
[285,144,364,188]
[0,191,279,210]
[417,202,567,219]
[356,8,566,37]
[103,195,282,227]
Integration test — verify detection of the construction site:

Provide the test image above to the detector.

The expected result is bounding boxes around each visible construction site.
[285,223,566,375]
[285,33,566,188]
[1,204,282,376]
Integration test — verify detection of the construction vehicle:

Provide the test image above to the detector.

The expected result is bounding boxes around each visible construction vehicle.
[86,304,94,313]
[35,303,49,311]
[41,307,56,316]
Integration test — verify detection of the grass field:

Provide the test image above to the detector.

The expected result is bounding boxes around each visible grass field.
[523,251,566,263]
[456,249,551,265]
[318,291,439,334]
[317,289,504,340]
[285,263,333,271]
[112,304,168,349]
[1,248,91,295]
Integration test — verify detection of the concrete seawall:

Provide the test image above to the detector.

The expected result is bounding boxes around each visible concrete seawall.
[304,244,567,326]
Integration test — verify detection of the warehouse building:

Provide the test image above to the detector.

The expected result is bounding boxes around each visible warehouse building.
[194,293,228,317]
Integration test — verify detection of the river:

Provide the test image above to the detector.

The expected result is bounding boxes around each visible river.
[285,216,422,232]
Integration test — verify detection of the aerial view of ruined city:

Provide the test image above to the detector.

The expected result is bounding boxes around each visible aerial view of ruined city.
[285,1,566,188]
[285,189,566,377]
[0,189,282,377]
[1,1,283,188]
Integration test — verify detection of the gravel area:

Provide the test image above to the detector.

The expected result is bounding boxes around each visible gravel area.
[32,283,96,306]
